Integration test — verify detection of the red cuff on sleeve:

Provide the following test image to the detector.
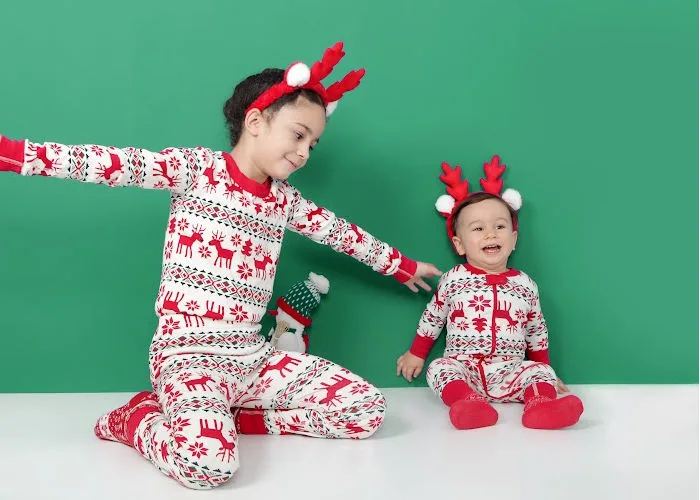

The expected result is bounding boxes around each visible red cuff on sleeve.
[0,136,25,173]
[409,335,434,359]
[392,255,418,283]
[526,349,550,364]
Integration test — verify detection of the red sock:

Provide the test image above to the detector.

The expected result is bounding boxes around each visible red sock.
[234,409,270,434]
[441,381,498,430]
[94,391,160,446]
[524,382,558,400]
[126,404,160,442]
[522,382,584,430]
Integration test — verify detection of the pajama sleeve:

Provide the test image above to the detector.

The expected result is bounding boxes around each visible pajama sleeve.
[0,134,209,196]
[524,283,550,364]
[409,275,449,359]
[285,185,417,282]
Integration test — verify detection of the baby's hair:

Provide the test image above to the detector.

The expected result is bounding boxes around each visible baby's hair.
[451,192,519,235]
[223,68,325,147]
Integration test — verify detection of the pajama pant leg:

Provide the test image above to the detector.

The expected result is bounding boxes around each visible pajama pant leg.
[426,357,482,399]
[233,350,386,439]
[482,360,558,403]
[427,357,559,404]
[133,351,267,490]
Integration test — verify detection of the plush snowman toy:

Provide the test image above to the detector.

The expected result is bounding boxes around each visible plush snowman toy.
[268,272,329,353]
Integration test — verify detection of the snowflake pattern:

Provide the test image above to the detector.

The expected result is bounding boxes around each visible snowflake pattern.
[187,442,208,459]
[412,267,549,361]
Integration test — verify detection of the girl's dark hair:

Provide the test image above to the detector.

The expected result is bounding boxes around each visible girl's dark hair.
[451,192,519,234]
[223,68,325,147]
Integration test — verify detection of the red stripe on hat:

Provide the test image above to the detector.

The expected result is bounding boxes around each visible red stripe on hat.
[276,297,312,327]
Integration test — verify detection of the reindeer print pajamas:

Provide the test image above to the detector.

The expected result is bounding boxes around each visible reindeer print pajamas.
[409,263,558,403]
[0,136,415,489]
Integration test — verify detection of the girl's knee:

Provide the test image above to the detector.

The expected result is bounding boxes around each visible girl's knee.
[166,415,240,488]
[340,386,386,439]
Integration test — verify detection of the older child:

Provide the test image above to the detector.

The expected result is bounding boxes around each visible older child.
[0,42,440,489]
[396,156,583,430]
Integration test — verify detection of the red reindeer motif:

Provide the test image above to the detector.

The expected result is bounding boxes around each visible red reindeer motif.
[254,252,273,278]
[450,301,466,323]
[494,300,518,326]
[96,152,124,181]
[306,207,329,223]
[161,290,204,327]
[197,419,235,462]
[204,301,225,321]
[202,166,219,188]
[208,231,235,269]
[258,354,301,378]
[154,159,180,188]
[318,375,352,406]
[348,223,364,244]
[184,375,214,392]
[177,224,205,258]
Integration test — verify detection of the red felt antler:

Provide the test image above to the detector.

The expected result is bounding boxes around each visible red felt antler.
[480,155,505,195]
[310,42,345,83]
[325,69,366,102]
[439,162,470,202]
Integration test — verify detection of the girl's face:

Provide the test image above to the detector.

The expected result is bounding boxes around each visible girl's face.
[248,96,326,181]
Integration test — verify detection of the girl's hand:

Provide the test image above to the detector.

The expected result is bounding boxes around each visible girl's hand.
[404,262,442,292]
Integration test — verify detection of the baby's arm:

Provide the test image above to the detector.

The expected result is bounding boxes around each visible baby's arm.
[397,276,449,381]
[524,282,550,364]
[0,135,210,195]
[286,187,418,283]
[525,282,570,392]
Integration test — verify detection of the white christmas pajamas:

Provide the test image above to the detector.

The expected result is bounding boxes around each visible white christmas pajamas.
[409,263,557,403]
[0,135,417,489]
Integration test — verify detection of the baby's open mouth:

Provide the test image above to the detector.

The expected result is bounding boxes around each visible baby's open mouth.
[482,244,501,254]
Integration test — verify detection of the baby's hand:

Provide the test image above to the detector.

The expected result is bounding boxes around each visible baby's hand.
[404,262,442,293]
[396,351,425,382]
[556,379,570,394]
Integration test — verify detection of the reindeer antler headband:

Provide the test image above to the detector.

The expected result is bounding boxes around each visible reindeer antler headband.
[245,41,365,117]
[435,155,522,246]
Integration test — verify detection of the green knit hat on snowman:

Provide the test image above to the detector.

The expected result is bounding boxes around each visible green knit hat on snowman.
[270,272,330,326]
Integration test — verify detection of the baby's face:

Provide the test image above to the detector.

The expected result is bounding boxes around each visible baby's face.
[452,198,517,274]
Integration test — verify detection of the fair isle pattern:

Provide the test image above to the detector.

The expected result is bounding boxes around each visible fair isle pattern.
[6,138,408,363]
[410,264,549,361]
[134,350,385,489]
[425,356,557,403]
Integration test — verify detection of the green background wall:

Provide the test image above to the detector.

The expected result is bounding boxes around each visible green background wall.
[0,0,697,392]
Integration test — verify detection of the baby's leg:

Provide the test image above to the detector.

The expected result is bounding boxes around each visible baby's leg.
[493,361,584,429]
[95,360,239,490]
[233,350,386,439]
[426,357,498,430]
[488,360,560,403]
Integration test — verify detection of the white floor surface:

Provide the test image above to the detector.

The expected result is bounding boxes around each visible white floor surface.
[0,385,697,500]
